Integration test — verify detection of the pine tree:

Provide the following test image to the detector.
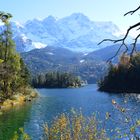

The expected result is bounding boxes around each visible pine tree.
[0,12,22,99]
[32,71,82,88]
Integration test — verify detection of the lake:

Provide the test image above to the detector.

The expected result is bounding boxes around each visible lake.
[0,84,140,139]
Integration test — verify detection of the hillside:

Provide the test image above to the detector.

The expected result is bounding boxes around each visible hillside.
[87,44,140,62]
[21,46,106,83]
[22,44,140,84]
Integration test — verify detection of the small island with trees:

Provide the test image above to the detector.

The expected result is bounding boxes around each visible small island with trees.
[32,72,84,88]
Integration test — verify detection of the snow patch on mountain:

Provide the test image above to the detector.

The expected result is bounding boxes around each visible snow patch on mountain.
[47,52,54,55]
[14,21,24,28]
[20,34,28,42]
[80,59,85,63]
[84,53,89,56]
[32,42,47,49]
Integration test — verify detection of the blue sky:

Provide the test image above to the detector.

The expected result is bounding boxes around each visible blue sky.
[0,0,140,30]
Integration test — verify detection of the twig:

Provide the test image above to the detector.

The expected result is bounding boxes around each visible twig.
[124,6,140,16]
[130,34,140,56]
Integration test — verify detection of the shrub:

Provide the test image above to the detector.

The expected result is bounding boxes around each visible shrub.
[43,110,109,140]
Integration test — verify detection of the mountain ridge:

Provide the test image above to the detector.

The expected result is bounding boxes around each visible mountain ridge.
[6,13,123,52]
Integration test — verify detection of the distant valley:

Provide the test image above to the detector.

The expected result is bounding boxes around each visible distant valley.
[21,45,123,83]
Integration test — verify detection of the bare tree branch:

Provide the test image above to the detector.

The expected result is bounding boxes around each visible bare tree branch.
[98,22,140,62]
[98,5,140,62]
[124,6,140,16]
[106,44,123,63]
[130,34,140,56]
[123,44,129,54]
[98,22,140,45]
[98,39,125,45]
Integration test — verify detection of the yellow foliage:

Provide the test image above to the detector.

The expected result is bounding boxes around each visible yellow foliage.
[119,54,130,66]
[44,111,108,140]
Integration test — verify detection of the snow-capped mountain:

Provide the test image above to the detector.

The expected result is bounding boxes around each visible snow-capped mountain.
[1,13,122,52]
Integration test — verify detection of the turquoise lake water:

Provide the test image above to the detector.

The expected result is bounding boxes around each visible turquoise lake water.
[0,84,140,139]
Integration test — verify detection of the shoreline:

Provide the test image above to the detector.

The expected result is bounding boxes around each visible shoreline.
[0,88,38,114]
[98,88,140,94]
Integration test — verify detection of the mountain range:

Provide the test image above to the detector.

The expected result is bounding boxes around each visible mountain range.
[9,13,122,52]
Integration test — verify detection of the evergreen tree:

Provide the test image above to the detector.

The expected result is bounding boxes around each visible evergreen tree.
[32,72,82,88]
[0,12,30,99]
[0,12,21,98]
[20,58,30,84]
[98,53,140,93]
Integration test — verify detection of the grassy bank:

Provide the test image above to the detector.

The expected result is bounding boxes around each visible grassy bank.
[0,87,38,113]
